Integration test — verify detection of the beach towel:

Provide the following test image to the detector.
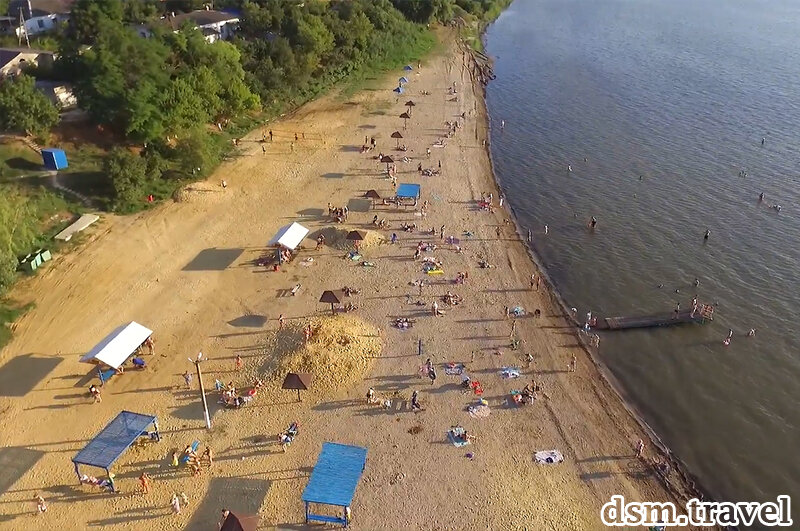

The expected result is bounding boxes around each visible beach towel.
[180,440,200,464]
[500,367,520,379]
[468,404,491,419]
[444,363,463,375]
[534,450,564,464]
[448,427,470,447]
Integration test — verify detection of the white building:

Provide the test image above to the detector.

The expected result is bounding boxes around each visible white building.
[9,0,73,38]
[135,9,240,44]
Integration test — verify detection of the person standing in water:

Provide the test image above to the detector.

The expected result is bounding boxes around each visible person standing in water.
[724,329,733,346]
[761,137,766,145]
[703,228,710,240]
[588,216,597,229]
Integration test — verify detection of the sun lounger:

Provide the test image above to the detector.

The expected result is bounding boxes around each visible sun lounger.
[500,367,520,379]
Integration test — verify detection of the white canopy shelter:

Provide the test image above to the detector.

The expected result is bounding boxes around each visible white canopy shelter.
[80,322,153,369]
[268,222,310,251]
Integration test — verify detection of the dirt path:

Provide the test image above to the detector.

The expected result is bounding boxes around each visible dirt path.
[0,34,699,530]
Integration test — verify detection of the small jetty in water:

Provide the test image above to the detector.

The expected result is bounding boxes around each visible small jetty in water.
[591,304,714,331]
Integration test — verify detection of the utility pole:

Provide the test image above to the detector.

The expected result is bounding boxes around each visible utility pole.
[188,353,211,429]
[18,11,30,48]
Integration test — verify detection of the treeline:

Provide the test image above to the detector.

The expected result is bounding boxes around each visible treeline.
[0,0,511,297]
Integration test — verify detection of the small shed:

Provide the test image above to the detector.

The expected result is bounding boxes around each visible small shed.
[302,442,367,527]
[42,148,68,170]
[72,411,160,493]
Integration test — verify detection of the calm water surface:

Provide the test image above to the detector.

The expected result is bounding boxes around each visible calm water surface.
[485,0,800,515]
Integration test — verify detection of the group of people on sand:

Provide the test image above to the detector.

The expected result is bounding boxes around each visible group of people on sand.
[327,203,349,223]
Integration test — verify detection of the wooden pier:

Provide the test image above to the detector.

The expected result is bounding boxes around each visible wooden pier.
[591,304,714,331]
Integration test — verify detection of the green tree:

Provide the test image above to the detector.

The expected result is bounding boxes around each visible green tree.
[104,148,151,210]
[0,74,59,136]
[172,129,223,177]
[68,0,125,45]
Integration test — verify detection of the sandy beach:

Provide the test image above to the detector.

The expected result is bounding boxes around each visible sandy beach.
[0,33,702,530]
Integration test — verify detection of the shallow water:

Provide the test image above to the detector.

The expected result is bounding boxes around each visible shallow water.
[485,0,800,515]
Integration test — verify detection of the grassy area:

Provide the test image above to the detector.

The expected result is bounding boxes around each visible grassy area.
[0,300,35,350]
[0,141,46,180]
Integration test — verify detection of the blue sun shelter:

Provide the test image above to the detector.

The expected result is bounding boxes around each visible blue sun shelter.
[395,183,421,207]
[302,442,367,527]
[72,411,160,493]
[41,148,68,170]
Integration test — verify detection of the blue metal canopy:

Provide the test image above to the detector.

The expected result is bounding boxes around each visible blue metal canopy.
[395,183,421,199]
[72,411,158,470]
[302,442,367,508]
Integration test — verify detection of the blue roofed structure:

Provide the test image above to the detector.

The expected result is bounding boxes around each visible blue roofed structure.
[395,183,421,200]
[302,442,367,527]
[72,411,160,492]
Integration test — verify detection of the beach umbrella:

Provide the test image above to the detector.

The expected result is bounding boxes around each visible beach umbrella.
[399,112,411,129]
[364,189,381,208]
[220,512,260,531]
[281,372,312,402]
[319,290,344,315]
[404,65,413,71]
[347,230,366,252]
[405,100,416,116]
[391,131,403,148]
[399,76,409,84]
[393,86,404,94]
[380,154,394,174]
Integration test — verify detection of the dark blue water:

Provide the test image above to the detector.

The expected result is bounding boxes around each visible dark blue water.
[485,0,800,513]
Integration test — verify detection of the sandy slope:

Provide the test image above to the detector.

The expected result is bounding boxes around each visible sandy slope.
[0,34,703,530]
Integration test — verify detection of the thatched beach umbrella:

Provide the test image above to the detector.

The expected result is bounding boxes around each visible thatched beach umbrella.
[364,189,381,208]
[405,100,416,115]
[220,512,260,531]
[347,230,366,251]
[281,372,312,402]
[391,131,403,148]
[380,154,394,174]
[399,112,411,129]
[319,290,344,315]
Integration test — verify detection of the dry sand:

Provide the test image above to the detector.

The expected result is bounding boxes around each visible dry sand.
[0,33,706,530]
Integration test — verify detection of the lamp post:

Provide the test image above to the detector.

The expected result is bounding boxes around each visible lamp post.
[188,353,211,430]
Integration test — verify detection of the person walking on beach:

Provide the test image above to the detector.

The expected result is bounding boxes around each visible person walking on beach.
[510,319,517,339]
[34,494,47,514]
[203,447,214,468]
[428,366,437,385]
[262,144,266,155]
[440,225,445,240]
[279,314,285,329]
[139,472,151,494]
[89,384,101,403]
[635,439,645,457]
[690,296,698,317]
[145,336,155,355]
[673,302,680,319]
[569,353,577,372]
[183,371,192,389]
[530,274,536,290]
[527,229,532,243]
[171,493,182,515]
[411,390,421,411]
[235,354,243,371]
[269,130,273,142]
[496,226,501,238]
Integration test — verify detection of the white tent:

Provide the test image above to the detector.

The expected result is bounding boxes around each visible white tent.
[80,322,153,369]
[268,222,309,251]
